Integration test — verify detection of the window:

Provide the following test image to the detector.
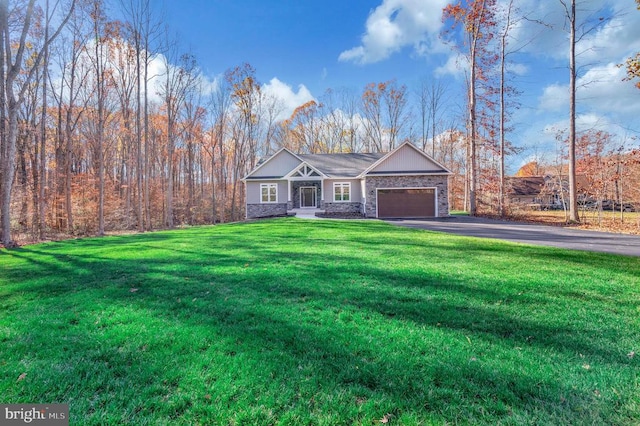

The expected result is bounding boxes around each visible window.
[333,182,351,202]
[260,183,277,203]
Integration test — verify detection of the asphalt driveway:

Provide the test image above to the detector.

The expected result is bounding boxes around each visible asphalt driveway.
[387,216,640,257]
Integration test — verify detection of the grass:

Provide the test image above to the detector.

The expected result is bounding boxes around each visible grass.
[449,210,470,216]
[1,218,639,425]
[510,209,640,235]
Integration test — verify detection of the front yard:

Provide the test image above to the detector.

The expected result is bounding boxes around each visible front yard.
[1,218,638,424]
[509,209,640,234]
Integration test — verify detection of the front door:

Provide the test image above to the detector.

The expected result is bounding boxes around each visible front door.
[300,187,317,208]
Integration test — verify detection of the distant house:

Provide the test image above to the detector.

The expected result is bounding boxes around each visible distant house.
[242,142,452,219]
[505,176,545,208]
[506,175,591,210]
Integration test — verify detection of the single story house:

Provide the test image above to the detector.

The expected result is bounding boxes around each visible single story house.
[243,141,451,219]
[506,175,591,210]
[505,176,545,207]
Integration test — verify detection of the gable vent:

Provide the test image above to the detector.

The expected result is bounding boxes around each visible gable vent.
[294,164,320,178]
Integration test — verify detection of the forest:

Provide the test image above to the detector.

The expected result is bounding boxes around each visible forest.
[1,0,639,246]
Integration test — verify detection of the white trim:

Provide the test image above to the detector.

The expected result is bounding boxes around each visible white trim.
[299,186,317,208]
[366,172,450,177]
[358,141,453,178]
[325,176,363,180]
[283,161,326,179]
[243,147,305,181]
[375,186,438,218]
[288,177,324,181]
[332,182,351,202]
[260,183,278,204]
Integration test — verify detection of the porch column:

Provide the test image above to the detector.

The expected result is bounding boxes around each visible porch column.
[288,179,291,203]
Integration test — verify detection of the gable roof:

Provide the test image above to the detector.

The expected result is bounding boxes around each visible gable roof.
[360,141,452,177]
[244,142,450,180]
[283,161,327,178]
[243,147,303,180]
[298,152,385,178]
[506,176,545,196]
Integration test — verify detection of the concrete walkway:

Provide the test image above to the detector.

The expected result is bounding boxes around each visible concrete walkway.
[289,208,324,220]
[387,216,640,257]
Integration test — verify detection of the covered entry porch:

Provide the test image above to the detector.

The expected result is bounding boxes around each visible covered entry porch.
[287,180,324,211]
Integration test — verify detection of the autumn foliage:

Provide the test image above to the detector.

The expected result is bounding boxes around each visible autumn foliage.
[625,1,640,89]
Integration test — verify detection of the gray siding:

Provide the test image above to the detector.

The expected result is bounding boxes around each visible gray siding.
[251,150,301,177]
[246,180,288,204]
[323,179,362,203]
[369,144,444,173]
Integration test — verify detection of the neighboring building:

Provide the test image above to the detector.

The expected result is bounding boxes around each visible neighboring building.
[506,175,591,210]
[505,176,545,208]
[243,142,452,219]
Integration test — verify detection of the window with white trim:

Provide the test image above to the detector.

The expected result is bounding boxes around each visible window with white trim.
[333,182,351,202]
[260,183,277,203]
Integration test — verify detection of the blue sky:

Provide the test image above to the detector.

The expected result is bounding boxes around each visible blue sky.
[158,0,640,171]
[161,0,431,92]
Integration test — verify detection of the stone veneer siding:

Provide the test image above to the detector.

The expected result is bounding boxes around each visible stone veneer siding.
[246,203,288,219]
[364,175,449,218]
[322,201,363,214]
[292,181,322,208]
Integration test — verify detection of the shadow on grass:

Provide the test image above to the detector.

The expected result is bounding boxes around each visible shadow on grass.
[2,218,638,423]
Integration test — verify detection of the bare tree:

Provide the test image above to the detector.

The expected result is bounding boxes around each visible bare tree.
[361,82,384,152]
[427,81,447,157]
[158,38,199,228]
[225,64,261,220]
[60,5,91,233]
[0,0,76,246]
[497,0,514,217]
[361,80,409,152]
[119,0,160,231]
[208,78,231,223]
[382,80,408,150]
[443,0,498,216]
[560,0,580,222]
[339,88,362,152]
[86,0,112,235]
[558,0,611,222]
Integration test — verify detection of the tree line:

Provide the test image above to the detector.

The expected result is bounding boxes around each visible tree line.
[1,0,638,246]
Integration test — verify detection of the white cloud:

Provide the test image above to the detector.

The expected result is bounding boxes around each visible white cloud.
[434,53,466,78]
[539,83,567,112]
[339,0,449,64]
[510,0,640,64]
[538,61,640,117]
[507,62,528,76]
[544,113,630,141]
[261,78,315,121]
[577,62,640,116]
[147,53,218,106]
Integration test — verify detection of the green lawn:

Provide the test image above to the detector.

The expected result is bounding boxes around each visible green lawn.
[1,218,639,425]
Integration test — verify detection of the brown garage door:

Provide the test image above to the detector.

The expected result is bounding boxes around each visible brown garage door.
[377,188,436,218]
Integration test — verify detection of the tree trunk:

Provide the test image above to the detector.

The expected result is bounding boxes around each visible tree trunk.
[38,0,50,238]
[468,56,478,216]
[0,0,75,245]
[567,0,579,222]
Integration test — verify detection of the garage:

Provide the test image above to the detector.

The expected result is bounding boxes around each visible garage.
[377,188,436,218]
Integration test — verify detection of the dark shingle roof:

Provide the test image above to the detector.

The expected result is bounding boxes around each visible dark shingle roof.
[298,152,385,177]
[506,177,545,196]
